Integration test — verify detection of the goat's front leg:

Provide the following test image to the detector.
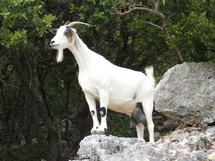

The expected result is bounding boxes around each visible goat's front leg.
[97,90,109,134]
[84,92,100,134]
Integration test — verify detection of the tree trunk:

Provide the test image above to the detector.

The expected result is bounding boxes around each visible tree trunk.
[30,75,60,161]
[12,54,61,161]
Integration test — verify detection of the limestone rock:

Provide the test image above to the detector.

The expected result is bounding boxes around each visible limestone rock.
[74,134,170,161]
[157,127,215,160]
[155,62,215,124]
[72,127,215,161]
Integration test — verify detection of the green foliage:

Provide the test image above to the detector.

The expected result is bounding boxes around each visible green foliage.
[69,0,121,28]
[108,112,136,138]
[163,0,166,5]
[0,0,56,48]
[0,143,47,161]
[34,14,56,37]
[167,7,215,61]
[2,29,28,48]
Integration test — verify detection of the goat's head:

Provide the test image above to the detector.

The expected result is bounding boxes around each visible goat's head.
[49,21,90,62]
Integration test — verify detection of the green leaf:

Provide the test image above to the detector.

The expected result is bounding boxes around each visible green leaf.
[9,30,28,47]
[42,14,56,28]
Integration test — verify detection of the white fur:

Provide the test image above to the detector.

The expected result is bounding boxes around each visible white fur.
[50,25,155,143]
[56,49,64,63]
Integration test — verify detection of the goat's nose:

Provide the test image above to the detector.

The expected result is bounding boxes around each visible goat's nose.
[50,40,56,47]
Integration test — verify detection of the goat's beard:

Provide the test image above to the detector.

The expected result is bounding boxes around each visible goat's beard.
[56,49,64,63]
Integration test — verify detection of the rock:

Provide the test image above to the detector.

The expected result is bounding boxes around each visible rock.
[153,111,179,139]
[157,126,215,160]
[208,153,215,160]
[155,62,215,124]
[72,127,215,161]
[74,134,170,161]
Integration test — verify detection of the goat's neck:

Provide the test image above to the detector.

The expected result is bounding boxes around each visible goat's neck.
[68,34,93,72]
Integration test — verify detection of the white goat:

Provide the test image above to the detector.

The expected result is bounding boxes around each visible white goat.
[50,21,155,143]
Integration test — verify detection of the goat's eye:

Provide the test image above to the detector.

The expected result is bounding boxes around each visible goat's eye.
[64,27,72,36]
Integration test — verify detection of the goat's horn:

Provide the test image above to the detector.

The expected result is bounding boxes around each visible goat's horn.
[67,21,91,27]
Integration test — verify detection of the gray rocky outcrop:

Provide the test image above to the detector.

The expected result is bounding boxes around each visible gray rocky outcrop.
[72,127,215,161]
[155,62,215,124]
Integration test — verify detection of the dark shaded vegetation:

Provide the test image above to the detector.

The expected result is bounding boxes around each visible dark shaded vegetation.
[0,0,214,160]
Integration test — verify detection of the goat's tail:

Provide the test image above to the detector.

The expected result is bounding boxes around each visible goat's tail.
[145,66,155,87]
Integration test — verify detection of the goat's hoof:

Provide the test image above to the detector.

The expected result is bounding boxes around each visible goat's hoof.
[91,126,107,135]
[91,126,99,134]
[91,131,97,135]
[97,131,105,135]
[91,130,105,135]
[96,127,107,135]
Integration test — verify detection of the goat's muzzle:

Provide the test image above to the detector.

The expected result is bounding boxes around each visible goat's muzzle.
[50,40,59,48]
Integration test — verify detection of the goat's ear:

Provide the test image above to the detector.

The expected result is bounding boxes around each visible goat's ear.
[49,28,58,34]
[64,21,70,25]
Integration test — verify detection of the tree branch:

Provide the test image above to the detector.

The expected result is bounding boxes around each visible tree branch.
[115,0,167,28]
[145,21,163,29]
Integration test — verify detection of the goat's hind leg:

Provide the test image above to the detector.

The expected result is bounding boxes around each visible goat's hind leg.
[131,102,145,139]
[84,92,100,134]
[142,100,154,143]
[136,123,145,139]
